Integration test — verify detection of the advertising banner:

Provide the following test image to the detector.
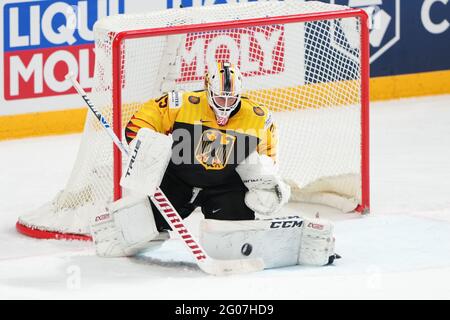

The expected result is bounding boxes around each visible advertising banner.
[0,0,449,138]
[0,0,165,116]
[330,0,450,77]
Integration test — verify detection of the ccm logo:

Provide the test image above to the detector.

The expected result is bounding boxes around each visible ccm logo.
[95,213,110,222]
[270,220,303,229]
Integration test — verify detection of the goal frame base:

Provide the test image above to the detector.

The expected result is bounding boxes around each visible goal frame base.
[16,222,92,241]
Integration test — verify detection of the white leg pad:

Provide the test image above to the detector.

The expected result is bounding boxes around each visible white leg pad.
[298,218,335,266]
[200,217,303,269]
[200,216,335,269]
[90,196,160,257]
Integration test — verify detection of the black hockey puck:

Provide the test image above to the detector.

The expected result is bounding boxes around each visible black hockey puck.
[327,254,342,265]
[241,243,252,256]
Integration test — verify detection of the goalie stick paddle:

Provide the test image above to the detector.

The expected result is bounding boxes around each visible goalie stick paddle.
[66,73,264,276]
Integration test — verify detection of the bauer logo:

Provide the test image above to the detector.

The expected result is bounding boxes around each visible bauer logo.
[330,0,401,63]
[3,0,125,100]
[176,26,285,83]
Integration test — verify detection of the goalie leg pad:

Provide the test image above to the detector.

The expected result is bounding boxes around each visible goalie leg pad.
[91,197,161,257]
[200,216,335,269]
[200,217,303,269]
[298,218,335,266]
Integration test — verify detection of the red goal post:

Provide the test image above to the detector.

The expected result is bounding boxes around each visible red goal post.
[111,8,370,210]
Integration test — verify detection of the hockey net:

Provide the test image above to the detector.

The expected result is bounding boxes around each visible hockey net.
[17,1,370,240]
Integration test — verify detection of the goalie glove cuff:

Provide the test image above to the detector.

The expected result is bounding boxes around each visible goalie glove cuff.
[236,151,290,215]
[244,182,290,216]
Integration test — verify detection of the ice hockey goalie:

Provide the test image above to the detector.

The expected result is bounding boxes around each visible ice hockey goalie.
[90,62,337,268]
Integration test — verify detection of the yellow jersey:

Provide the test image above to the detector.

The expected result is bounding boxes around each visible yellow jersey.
[125,90,277,188]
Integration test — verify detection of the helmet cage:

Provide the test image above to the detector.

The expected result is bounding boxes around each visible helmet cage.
[209,90,240,115]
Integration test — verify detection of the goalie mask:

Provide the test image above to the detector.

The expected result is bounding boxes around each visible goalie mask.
[205,62,243,126]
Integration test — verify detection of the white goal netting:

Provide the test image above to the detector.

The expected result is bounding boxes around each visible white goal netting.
[18,1,369,238]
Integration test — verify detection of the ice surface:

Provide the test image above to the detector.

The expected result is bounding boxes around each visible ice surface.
[1,95,450,299]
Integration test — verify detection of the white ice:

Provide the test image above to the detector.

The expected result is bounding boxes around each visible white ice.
[1,95,450,299]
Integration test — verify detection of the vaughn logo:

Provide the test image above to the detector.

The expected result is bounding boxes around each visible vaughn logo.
[3,0,124,100]
[94,213,110,222]
[307,222,324,230]
[330,0,401,63]
[175,26,285,83]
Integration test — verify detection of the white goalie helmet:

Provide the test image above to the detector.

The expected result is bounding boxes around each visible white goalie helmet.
[205,62,243,126]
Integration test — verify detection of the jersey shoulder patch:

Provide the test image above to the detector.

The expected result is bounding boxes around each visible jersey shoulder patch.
[185,90,206,106]
[241,97,274,129]
[168,91,183,109]
[253,106,265,117]
[188,95,201,105]
[264,111,274,129]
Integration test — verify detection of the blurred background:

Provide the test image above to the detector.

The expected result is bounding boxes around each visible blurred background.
[0,0,449,141]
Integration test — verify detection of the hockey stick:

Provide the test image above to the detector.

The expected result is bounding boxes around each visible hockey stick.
[66,74,264,276]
